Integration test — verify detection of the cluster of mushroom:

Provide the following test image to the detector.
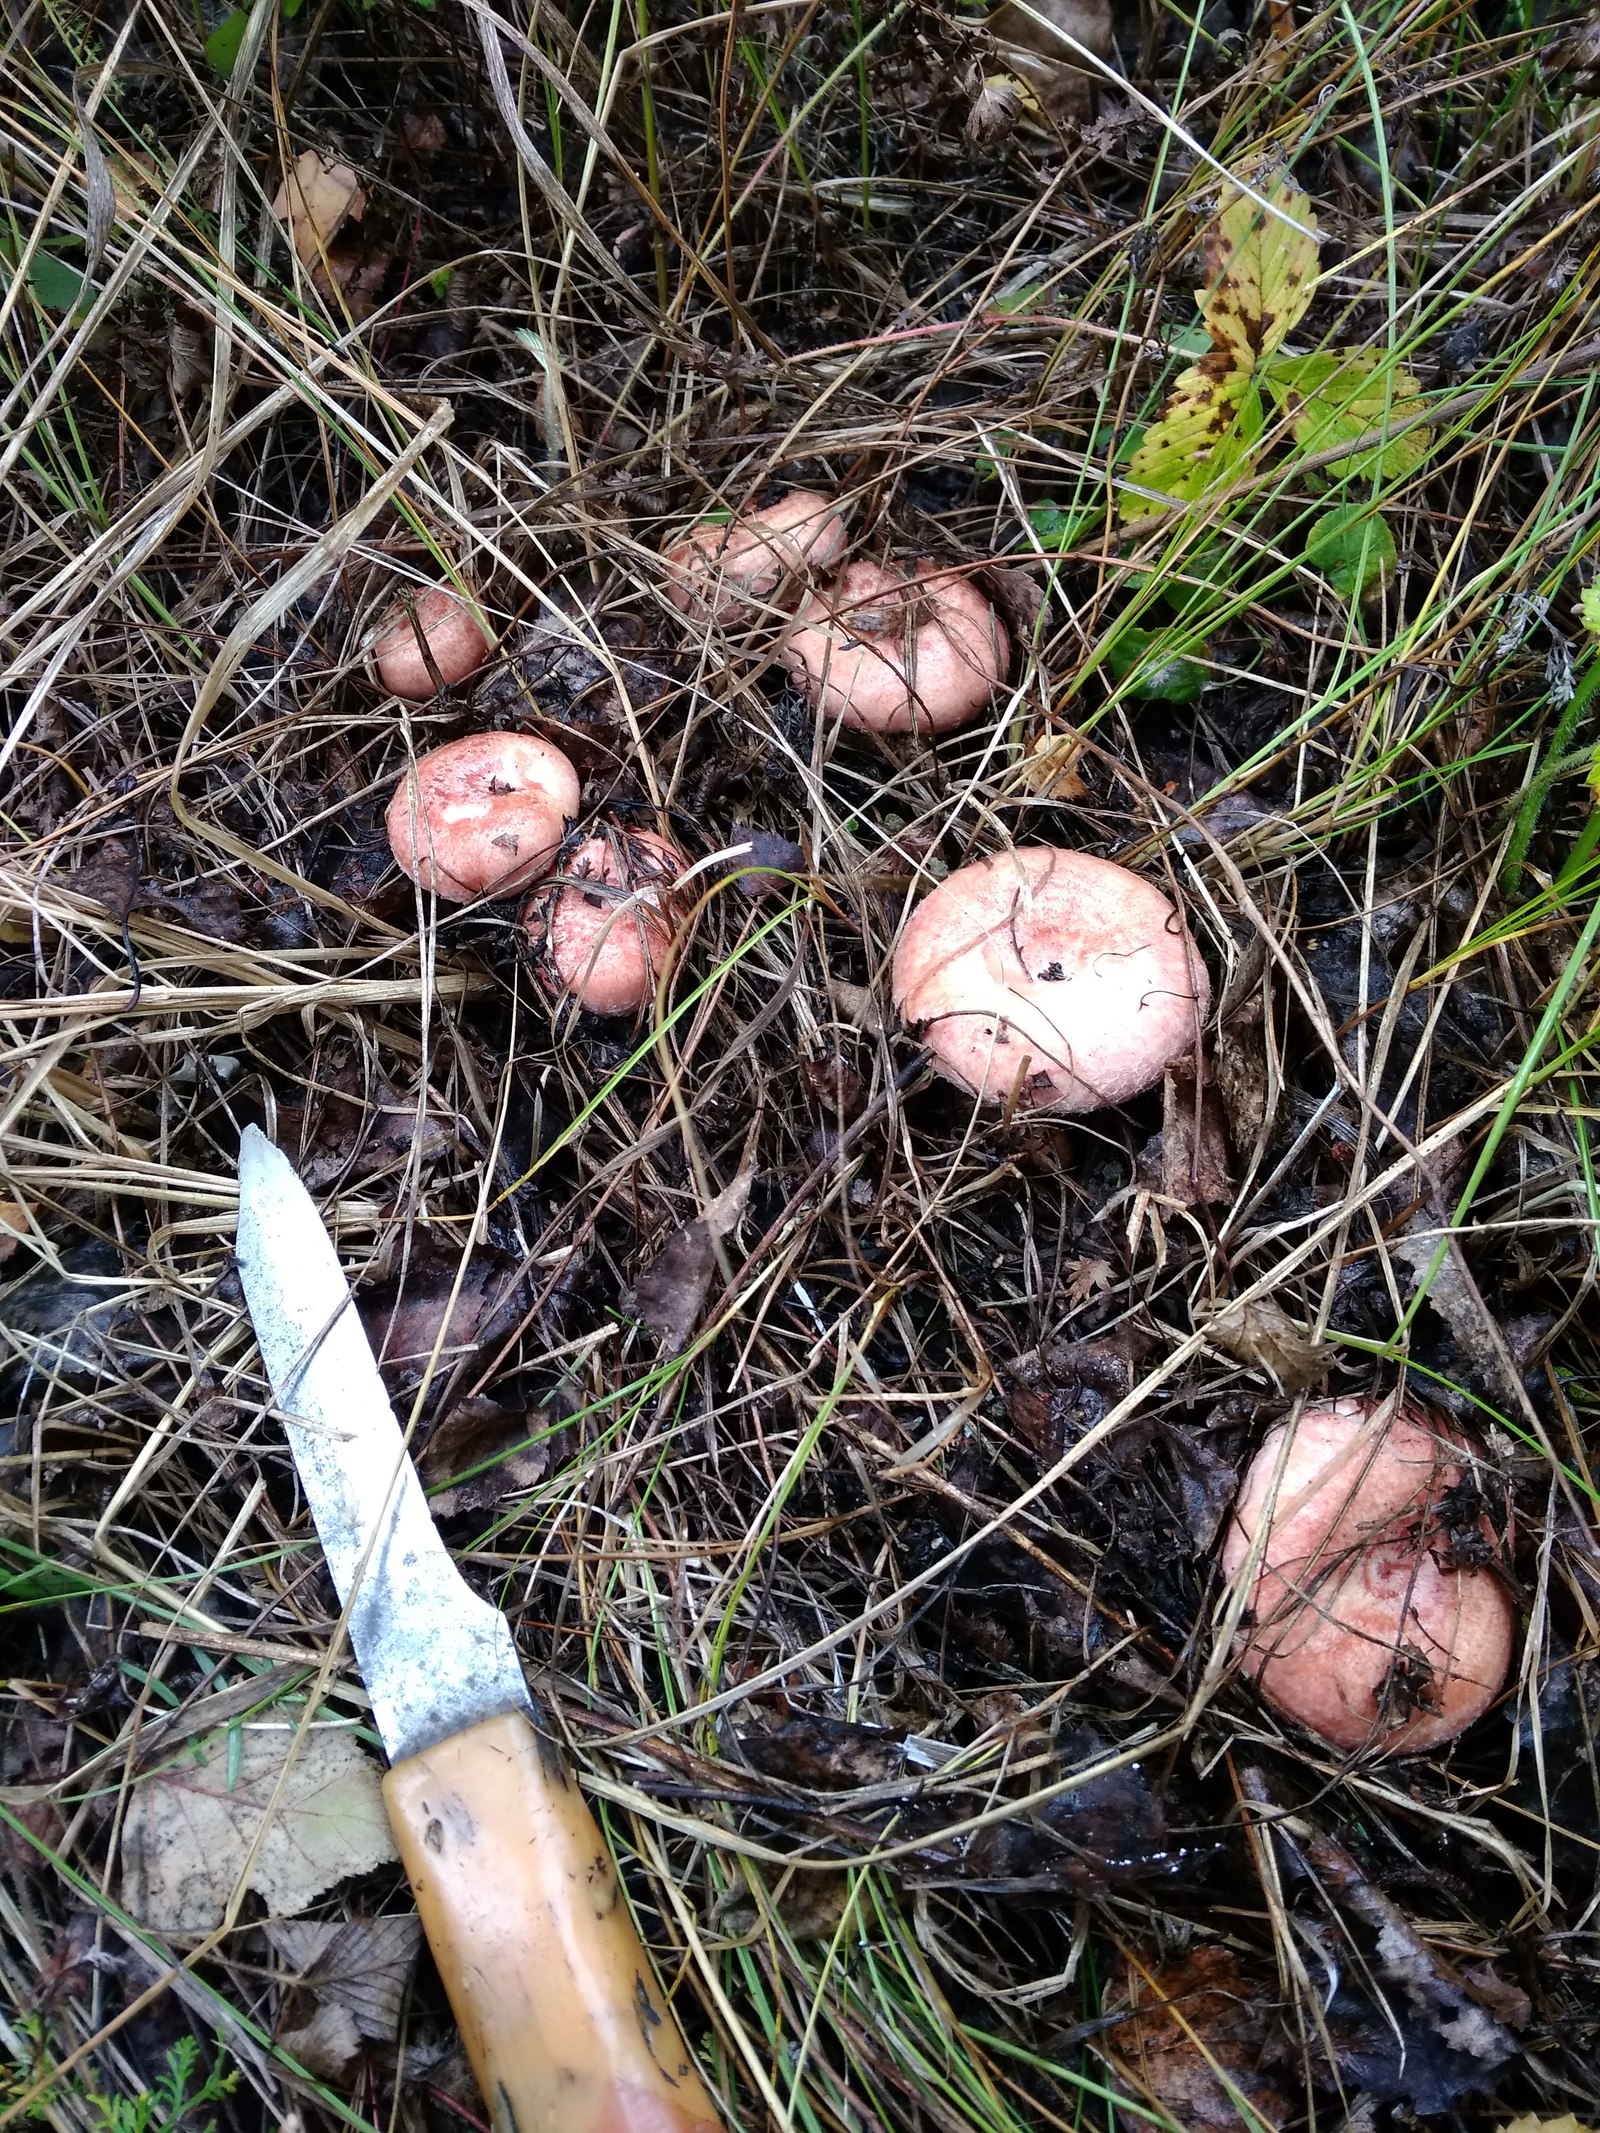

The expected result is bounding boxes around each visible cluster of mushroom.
[662,490,1010,737]
[367,552,1518,1763]
[370,586,684,1018]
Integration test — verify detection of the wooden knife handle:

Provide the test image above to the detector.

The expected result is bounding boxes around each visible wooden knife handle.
[384,1709,721,2133]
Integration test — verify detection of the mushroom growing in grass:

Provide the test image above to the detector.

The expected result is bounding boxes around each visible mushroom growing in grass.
[386,732,580,903]
[782,560,1008,735]
[1222,1397,1514,1755]
[368,585,493,699]
[892,846,1209,1112]
[663,490,848,622]
[523,827,686,1017]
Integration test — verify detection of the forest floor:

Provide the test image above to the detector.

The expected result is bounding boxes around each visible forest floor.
[3,0,1600,2129]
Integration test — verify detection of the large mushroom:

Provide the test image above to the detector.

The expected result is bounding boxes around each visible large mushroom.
[522,827,686,1017]
[386,732,580,903]
[368,585,493,700]
[782,561,1008,735]
[892,846,1209,1111]
[1222,1396,1515,1755]
[662,491,848,623]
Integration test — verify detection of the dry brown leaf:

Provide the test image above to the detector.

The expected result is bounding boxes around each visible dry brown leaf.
[417,1396,553,1517]
[1021,730,1090,800]
[1161,1069,1233,1207]
[121,1725,396,1934]
[1065,1255,1114,1308]
[270,151,367,275]
[1107,1945,1293,2133]
[1206,1297,1324,1394]
[277,2002,363,2084]
[631,1165,754,1355]
[988,0,1114,119]
[267,1915,423,2044]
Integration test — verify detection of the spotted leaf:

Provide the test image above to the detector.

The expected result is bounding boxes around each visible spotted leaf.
[1121,362,1263,518]
[1202,168,1319,369]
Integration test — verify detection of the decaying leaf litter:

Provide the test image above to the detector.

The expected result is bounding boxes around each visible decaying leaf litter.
[3,0,1600,2126]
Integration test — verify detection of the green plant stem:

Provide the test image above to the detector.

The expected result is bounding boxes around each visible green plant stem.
[1501,652,1600,893]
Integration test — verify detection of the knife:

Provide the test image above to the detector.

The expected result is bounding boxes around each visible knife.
[234,1125,721,2133]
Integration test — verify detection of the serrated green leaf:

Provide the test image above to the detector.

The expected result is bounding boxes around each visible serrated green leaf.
[1202,167,1319,369]
[204,7,249,73]
[1265,349,1430,481]
[1105,626,1210,701]
[1120,366,1262,518]
[1304,504,1395,599]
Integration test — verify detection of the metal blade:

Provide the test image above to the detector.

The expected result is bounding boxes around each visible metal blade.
[234,1125,530,1763]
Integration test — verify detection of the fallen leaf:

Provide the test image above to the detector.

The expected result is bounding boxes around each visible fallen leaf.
[1205,1297,1325,1394]
[828,977,886,1036]
[121,1725,396,1934]
[630,1165,754,1355]
[277,2002,363,2084]
[1021,730,1090,800]
[738,1714,908,1790]
[1212,1019,1270,1157]
[1161,1069,1233,1206]
[1065,1255,1114,1308]
[1391,1226,1512,1400]
[270,151,367,279]
[1106,1945,1294,2133]
[266,1915,423,2044]
[417,1396,553,1517]
[711,1869,854,1943]
[988,0,1114,119]
[360,1241,527,1393]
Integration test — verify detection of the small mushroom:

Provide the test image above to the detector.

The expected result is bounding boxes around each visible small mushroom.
[662,491,848,622]
[1221,1397,1515,1755]
[523,827,686,1017]
[782,560,1008,735]
[386,732,580,903]
[368,586,493,700]
[892,846,1209,1112]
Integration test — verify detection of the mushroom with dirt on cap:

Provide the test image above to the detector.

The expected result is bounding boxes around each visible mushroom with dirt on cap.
[663,490,848,623]
[522,826,687,1017]
[386,732,580,903]
[782,560,1008,735]
[892,845,1209,1112]
[1221,1395,1515,1755]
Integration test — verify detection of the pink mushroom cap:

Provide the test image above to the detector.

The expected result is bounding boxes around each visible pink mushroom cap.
[1222,1397,1515,1755]
[368,585,493,700]
[782,560,1008,735]
[386,732,580,903]
[891,846,1209,1113]
[523,828,686,1017]
[663,490,848,622]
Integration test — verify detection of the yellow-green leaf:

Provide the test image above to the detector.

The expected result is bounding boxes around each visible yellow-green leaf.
[1201,168,1319,370]
[1578,585,1600,640]
[1120,363,1263,518]
[1265,350,1430,481]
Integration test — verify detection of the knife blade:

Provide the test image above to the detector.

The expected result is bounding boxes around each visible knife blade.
[235,1126,721,2133]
